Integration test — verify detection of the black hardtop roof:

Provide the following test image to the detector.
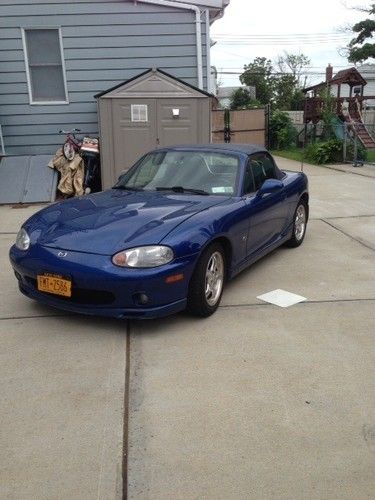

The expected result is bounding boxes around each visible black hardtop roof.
[156,144,268,155]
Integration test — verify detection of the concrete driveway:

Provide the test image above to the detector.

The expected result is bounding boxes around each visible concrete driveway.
[0,158,374,499]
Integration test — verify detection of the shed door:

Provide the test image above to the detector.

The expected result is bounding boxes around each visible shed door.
[157,99,198,146]
[111,98,199,177]
[112,99,157,174]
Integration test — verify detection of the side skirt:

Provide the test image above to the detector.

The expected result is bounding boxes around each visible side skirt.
[228,229,293,280]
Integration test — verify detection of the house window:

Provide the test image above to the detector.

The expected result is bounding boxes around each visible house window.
[22,28,68,104]
[131,104,148,122]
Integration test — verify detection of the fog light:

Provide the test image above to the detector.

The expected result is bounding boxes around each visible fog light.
[133,292,149,305]
[139,293,149,305]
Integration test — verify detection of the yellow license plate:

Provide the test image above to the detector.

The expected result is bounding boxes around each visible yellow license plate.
[37,274,72,297]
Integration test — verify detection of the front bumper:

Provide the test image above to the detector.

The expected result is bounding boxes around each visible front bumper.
[9,244,197,319]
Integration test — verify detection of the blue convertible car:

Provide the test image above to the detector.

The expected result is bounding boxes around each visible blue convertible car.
[10,144,308,319]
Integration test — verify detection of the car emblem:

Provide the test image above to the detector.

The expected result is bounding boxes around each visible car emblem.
[58,251,67,258]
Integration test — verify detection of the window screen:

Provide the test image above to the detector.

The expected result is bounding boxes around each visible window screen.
[24,29,67,103]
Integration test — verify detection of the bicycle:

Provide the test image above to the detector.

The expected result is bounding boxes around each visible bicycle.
[58,128,101,193]
[59,128,82,161]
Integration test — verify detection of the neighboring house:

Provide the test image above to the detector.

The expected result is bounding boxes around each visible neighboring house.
[0,0,229,155]
[216,86,256,109]
[345,64,375,110]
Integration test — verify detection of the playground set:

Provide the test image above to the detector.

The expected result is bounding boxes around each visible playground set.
[303,65,375,159]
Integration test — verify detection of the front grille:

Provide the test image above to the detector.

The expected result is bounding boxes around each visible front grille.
[25,277,115,305]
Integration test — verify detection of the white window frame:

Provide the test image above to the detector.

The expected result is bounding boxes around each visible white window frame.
[131,104,148,123]
[21,27,69,105]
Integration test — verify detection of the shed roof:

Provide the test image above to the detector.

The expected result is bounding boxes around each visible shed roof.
[95,68,214,99]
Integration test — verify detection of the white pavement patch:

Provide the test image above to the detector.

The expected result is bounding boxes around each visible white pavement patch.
[257,289,307,308]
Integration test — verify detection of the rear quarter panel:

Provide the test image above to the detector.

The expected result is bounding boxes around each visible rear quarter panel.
[282,170,309,221]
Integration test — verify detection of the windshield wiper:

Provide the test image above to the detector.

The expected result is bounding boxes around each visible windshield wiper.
[156,186,209,195]
[112,185,144,191]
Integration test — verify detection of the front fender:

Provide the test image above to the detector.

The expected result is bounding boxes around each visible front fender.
[160,197,249,273]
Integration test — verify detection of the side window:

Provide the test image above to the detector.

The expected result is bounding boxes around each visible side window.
[250,153,277,190]
[22,28,68,104]
[263,154,277,179]
[243,159,256,194]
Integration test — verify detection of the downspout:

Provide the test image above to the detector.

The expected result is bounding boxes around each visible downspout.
[205,9,211,93]
[137,0,204,89]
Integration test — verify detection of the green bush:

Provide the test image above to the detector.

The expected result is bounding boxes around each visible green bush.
[269,110,297,150]
[305,139,343,164]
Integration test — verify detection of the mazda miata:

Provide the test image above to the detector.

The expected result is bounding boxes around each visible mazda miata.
[9,144,308,319]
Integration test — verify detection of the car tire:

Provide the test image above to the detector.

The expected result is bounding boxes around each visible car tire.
[285,199,308,248]
[187,242,226,317]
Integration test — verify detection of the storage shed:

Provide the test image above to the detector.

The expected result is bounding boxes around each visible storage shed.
[96,68,213,188]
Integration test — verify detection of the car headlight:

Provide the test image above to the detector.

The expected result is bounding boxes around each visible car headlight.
[15,227,30,251]
[112,245,174,268]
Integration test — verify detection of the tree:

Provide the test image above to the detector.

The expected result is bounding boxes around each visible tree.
[275,52,310,86]
[273,74,298,110]
[230,88,252,109]
[319,87,337,140]
[240,57,274,105]
[290,88,305,111]
[269,110,297,150]
[347,3,375,63]
[239,54,309,109]
[274,52,310,109]
[229,88,261,110]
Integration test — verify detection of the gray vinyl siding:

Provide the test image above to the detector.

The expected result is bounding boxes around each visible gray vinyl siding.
[0,0,208,155]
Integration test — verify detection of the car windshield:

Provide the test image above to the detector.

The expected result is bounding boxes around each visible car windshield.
[114,150,240,196]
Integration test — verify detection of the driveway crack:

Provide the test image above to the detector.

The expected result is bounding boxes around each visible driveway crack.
[122,320,131,500]
[321,219,375,251]
[220,298,375,309]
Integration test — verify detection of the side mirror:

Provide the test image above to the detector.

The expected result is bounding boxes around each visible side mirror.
[257,179,283,197]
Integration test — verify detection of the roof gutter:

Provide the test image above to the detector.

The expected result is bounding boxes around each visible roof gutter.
[136,0,204,89]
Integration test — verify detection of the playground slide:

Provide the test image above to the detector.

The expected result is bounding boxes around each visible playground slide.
[331,116,347,141]
[332,115,375,149]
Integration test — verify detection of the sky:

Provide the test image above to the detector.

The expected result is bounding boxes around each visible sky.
[210,0,368,88]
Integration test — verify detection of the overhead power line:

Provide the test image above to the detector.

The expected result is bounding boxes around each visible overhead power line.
[214,32,349,36]
[215,70,375,76]
[212,32,351,45]
[213,32,350,39]
[215,71,326,75]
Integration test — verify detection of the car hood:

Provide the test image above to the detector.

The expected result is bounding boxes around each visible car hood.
[25,189,228,255]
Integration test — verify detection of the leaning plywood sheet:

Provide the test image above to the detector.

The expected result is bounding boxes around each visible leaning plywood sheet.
[0,156,28,204]
[0,155,57,204]
[23,156,58,203]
